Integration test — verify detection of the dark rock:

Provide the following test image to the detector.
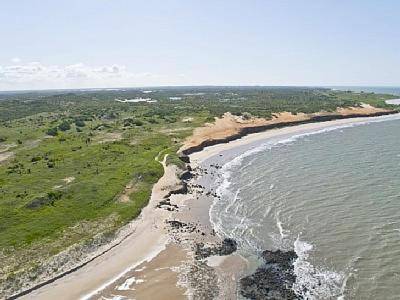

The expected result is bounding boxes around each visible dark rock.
[166,220,186,229]
[240,249,299,300]
[179,154,190,163]
[195,238,237,259]
[164,182,188,198]
[179,171,193,181]
[156,199,178,211]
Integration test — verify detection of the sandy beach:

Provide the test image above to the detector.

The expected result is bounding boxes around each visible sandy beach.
[189,114,399,165]
[14,110,400,300]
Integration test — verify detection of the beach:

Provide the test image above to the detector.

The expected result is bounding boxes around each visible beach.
[14,109,400,300]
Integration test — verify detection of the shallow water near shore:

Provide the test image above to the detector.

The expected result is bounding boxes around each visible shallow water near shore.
[204,114,400,299]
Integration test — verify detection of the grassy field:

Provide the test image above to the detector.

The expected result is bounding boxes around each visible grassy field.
[0,86,397,292]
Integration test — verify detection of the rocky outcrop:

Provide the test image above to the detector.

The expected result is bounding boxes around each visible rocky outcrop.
[164,182,188,198]
[179,154,190,163]
[195,238,237,259]
[240,249,299,300]
[179,170,193,181]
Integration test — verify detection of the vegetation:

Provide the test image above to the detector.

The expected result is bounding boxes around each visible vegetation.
[0,86,397,286]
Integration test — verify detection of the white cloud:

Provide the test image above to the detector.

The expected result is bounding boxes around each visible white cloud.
[0,61,167,90]
[11,57,21,63]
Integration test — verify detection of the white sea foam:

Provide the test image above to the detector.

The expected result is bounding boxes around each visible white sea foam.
[102,296,128,300]
[263,205,271,218]
[116,276,144,291]
[224,188,241,213]
[293,237,343,299]
[276,211,289,239]
[81,242,166,300]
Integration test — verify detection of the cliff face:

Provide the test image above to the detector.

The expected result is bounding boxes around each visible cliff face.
[180,108,396,156]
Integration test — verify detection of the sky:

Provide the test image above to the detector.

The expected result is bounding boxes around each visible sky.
[0,0,399,91]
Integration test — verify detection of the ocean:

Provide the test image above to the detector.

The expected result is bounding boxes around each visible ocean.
[327,86,400,96]
[202,111,400,299]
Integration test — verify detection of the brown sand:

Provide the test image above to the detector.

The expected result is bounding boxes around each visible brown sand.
[94,132,123,144]
[95,244,188,300]
[0,151,14,164]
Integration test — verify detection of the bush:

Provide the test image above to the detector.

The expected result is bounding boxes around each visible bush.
[31,156,42,163]
[46,127,58,136]
[133,119,144,126]
[164,116,177,123]
[147,118,158,124]
[123,118,143,127]
[58,121,71,131]
[74,120,85,127]
[26,191,63,209]
[242,112,252,120]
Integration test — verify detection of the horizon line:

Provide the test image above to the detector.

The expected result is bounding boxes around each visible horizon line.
[1,84,400,94]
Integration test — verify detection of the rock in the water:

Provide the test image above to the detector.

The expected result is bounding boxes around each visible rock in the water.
[240,249,299,300]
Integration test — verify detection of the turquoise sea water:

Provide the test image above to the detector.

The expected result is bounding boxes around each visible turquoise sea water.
[207,114,400,299]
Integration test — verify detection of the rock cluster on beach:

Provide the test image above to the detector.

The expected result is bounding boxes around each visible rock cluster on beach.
[195,238,238,259]
[240,249,299,300]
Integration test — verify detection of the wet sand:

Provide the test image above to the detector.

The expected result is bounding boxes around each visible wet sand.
[97,244,188,300]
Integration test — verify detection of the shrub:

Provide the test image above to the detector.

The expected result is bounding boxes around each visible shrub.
[58,121,71,131]
[31,156,42,163]
[26,191,63,209]
[123,118,143,127]
[46,127,58,136]
[74,120,85,127]
[242,112,252,120]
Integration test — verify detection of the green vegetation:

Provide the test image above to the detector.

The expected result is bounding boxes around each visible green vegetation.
[0,86,397,285]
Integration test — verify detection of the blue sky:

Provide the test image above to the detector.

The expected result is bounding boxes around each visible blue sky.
[0,0,399,90]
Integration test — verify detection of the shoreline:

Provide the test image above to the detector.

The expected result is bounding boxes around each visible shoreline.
[11,110,400,299]
[187,111,400,299]
[181,109,396,157]
[189,112,400,165]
